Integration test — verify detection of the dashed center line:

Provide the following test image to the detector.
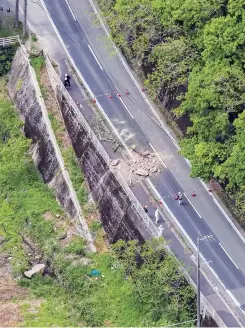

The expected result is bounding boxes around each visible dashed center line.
[219,243,239,270]
[149,143,167,168]
[88,45,104,70]
[65,0,77,21]
[118,97,134,119]
[184,193,202,218]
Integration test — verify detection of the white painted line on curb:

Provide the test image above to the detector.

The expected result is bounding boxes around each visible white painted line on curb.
[88,44,103,70]
[184,193,202,218]
[219,243,239,270]
[149,143,167,168]
[118,97,134,119]
[65,0,77,21]
[227,290,241,307]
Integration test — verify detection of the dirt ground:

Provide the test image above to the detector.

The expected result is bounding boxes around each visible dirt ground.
[0,256,28,327]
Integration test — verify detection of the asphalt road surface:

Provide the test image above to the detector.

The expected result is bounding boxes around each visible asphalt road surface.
[22,0,245,325]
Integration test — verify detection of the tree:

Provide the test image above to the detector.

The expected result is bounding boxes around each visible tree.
[112,239,196,323]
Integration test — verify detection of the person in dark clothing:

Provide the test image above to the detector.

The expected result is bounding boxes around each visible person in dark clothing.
[65,73,71,87]
[143,205,148,213]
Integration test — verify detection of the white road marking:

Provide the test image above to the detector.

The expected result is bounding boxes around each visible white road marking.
[88,45,103,70]
[65,0,77,21]
[149,143,167,168]
[199,179,245,246]
[118,97,134,119]
[184,193,202,218]
[38,1,244,321]
[227,290,241,307]
[219,243,239,269]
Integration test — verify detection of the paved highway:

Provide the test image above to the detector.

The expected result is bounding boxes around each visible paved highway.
[27,0,245,324]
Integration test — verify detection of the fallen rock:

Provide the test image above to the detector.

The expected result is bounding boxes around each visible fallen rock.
[58,233,67,240]
[142,151,150,157]
[24,264,45,278]
[111,159,120,166]
[136,168,149,176]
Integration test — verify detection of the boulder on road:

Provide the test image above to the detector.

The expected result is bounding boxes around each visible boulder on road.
[24,264,45,278]
[136,168,149,176]
[111,159,120,166]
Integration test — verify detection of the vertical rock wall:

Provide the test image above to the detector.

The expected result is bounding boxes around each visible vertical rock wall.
[7,48,78,220]
[56,93,153,243]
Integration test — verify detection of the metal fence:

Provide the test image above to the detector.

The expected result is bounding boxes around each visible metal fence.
[0,35,19,47]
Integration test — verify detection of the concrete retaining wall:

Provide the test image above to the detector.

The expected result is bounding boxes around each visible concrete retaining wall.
[7,47,95,250]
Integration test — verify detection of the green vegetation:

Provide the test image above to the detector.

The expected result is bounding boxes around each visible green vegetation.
[30,55,45,83]
[97,0,245,223]
[0,74,195,325]
[0,45,17,76]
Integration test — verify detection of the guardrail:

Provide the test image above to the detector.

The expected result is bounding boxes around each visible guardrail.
[44,51,229,326]
[0,35,19,47]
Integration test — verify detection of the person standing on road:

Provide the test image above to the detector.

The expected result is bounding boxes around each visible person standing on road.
[158,224,164,237]
[143,205,148,214]
[178,191,183,205]
[155,208,159,224]
[65,73,71,87]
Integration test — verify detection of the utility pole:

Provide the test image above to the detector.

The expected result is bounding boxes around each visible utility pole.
[197,236,201,328]
[23,0,27,36]
[196,234,213,328]
[15,0,19,28]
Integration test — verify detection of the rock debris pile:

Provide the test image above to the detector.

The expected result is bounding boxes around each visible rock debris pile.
[110,150,160,186]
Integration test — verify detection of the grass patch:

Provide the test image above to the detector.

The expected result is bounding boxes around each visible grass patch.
[0,17,22,38]
[30,56,45,83]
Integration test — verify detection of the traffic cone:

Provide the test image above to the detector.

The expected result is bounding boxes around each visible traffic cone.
[117,93,121,97]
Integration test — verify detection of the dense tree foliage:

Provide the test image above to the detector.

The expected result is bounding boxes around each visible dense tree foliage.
[97,0,245,221]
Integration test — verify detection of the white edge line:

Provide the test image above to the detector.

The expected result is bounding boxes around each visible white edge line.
[199,179,245,245]
[88,0,180,148]
[38,1,243,320]
[65,0,77,21]
[227,290,241,307]
[219,243,239,270]
[149,143,167,168]
[184,193,202,218]
[146,177,228,292]
[90,0,245,251]
[88,44,103,70]
[39,0,132,158]
[118,97,134,119]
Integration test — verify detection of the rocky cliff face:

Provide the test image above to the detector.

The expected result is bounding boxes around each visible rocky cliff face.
[8,48,79,220]
[56,91,153,243]
[8,46,153,244]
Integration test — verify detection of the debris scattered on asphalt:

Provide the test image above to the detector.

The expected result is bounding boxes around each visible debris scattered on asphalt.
[110,159,120,166]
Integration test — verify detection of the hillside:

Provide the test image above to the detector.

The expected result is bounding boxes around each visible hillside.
[97,0,245,224]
